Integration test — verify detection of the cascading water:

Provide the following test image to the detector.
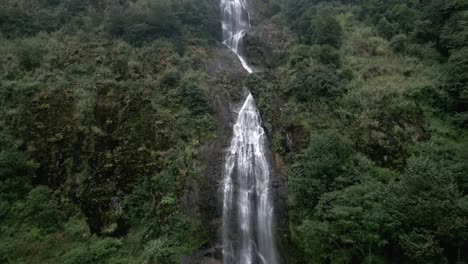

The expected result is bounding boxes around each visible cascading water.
[220,1,278,264]
[220,0,253,73]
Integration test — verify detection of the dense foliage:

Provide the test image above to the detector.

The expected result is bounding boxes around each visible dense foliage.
[1,0,467,263]
[0,0,217,263]
[248,0,468,263]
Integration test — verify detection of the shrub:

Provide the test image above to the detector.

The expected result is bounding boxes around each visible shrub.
[288,132,372,221]
[389,34,408,53]
[377,17,397,39]
[310,8,344,48]
[62,246,93,264]
[90,238,122,262]
[310,44,341,66]
[15,40,46,71]
[176,76,212,116]
[0,146,35,203]
[288,63,345,102]
[15,186,64,233]
[446,47,468,112]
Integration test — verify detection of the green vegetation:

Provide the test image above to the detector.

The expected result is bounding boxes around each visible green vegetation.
[1,0,467,263]
[249,0,468,263]
[0,0,216,263]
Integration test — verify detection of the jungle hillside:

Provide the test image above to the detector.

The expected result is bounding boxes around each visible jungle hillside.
[0,0,467,263]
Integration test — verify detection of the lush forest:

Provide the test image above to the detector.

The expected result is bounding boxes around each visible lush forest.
[1,0,219,263]
[249,0,468,263]
[0,0,467,263]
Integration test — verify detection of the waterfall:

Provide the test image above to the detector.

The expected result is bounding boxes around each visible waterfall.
[220,1,278,263]
[220,0,253,73]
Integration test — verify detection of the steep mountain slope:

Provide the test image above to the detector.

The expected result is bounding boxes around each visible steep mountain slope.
[0,0,467,263]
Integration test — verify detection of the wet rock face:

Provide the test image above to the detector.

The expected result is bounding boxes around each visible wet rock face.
[205,45,249,79]
[184,1,294,262]
[245,0,295,70]
[182,44,247,263]
[245,9,296,69]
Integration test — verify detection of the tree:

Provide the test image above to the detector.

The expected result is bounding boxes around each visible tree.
[283,0,315,39]
[288,132,372,222]
[344,90,428,169]
[389,34,408,53]
[0,132,35,212]
[295,181,394,263]
[440,11,468,52]
[176,75,212,116]
[385,155,468,263]
[310,8,344,48]
[377,17,397,39]
[310,44,341,67]
[288,62,345,102]
[446,47,468,113]
[14,186,65,233]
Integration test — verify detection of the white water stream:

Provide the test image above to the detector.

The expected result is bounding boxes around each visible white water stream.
[220,1,278,263]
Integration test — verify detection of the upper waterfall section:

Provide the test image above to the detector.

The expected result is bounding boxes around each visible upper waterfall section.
[220,0,254,73]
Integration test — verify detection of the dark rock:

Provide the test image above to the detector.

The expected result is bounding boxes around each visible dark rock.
[245,18,296,69]
[184,2,295,261]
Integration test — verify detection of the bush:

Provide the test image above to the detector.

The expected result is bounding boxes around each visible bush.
[0,132,35,204]
[15,39,46,71]
[0,147,34,203]
[446,47,468,112]
[310,8,344,48]
[288,63,345,102]
[64,0,89,14]
[288,44,312,68]
[106,0,219,46]
[377,17,397,39]
[349,28,388,57]
[385,154,467,263]
[288,132,372,221]
[176,75,212,116]
[389,34,408,53]
[90,238,122,262]
[143,237,177,263]
[295,181,392,263]
[310,44,341,66]
[15,186,64,233]
[62,246,93,264]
